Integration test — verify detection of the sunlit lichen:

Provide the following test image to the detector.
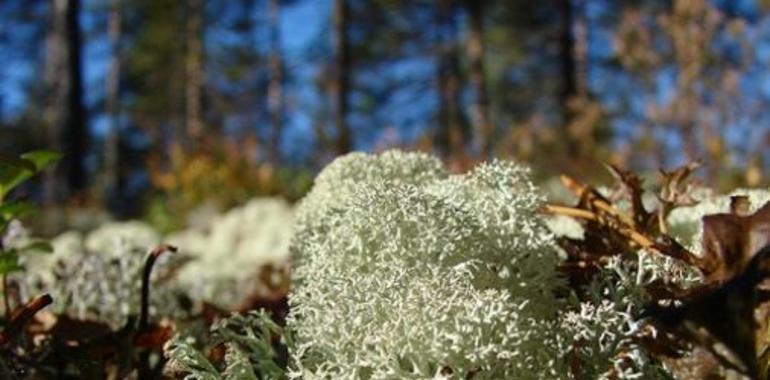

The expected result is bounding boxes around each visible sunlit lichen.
[287,150,567,379]
[167,198,294,307]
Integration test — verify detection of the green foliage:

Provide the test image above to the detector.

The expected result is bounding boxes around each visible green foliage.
[0,150,60,201]
[146,144,311,234]
[0,150,58,371]
[124,0,186,127]
[0,150,59,277]
[164,337,220,380]
[164,310,288,380]
[213,312,288,378]
[0,241,53,276]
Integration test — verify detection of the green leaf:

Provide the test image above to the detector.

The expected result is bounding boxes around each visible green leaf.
[0,150,60,200]
[0,201,34,221]
[0,165,33,200]
[20,150,61,171]
[0,153,35,172]
[0,252,21,275]
[18,241,53,255]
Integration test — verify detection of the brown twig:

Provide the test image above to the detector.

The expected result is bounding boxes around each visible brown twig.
[0,293,52,346]
[545,204,656,252]
[543,204,598,221]
[545,203,704,270]
[605,163,651,229]
[560,175,636,227]
[657,162,702,234]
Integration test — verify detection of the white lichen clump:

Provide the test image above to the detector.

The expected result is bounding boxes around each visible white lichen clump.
[560,254,685,379]
[18,198,294,324]
[167,198,294,307]
[666,188,770,251]
[287,150,567,379]
[545,214,585,241]
[20,221,174,328]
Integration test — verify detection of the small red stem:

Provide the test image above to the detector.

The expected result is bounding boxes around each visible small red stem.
[0,293,52,346]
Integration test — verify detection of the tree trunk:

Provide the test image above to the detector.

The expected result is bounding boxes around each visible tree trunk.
[434,0,466,159]
[559,0,579,159]
[65,0,87,194]
[573,0,588,98]
[104,0,122,198]
[464,0,491,157]
[44,0,88,201]
[184,0,204,150]
[331,0,352,154]
[267,0,284,163]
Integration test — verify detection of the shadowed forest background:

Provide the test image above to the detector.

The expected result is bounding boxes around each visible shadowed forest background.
[1,0,769,231]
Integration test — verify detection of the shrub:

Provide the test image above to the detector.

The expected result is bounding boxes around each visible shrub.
[147,142,311,233]
[0,151,59,309]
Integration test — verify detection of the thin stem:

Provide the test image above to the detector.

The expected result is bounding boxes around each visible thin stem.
[139,244,176,331]
[2,274,10,320]
[0,293,52,346]
[0,230,6,321]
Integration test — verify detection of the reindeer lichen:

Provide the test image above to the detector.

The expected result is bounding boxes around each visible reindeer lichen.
[287,150,567,379]
[167,198,294,307]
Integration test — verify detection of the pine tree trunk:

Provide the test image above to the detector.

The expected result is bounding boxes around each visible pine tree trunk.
[464,0,491,157]
[184,0,204,150]
[44,0,88,201]
[331,0,352,155]
[434,0,466,159]
[104,0,122,198]
[573,0,588,98]
[559,0,579,159]
[65,0,87,194]
[267,0,284,163]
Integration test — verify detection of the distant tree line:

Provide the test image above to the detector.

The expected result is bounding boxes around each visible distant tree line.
[1,0,769,210]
